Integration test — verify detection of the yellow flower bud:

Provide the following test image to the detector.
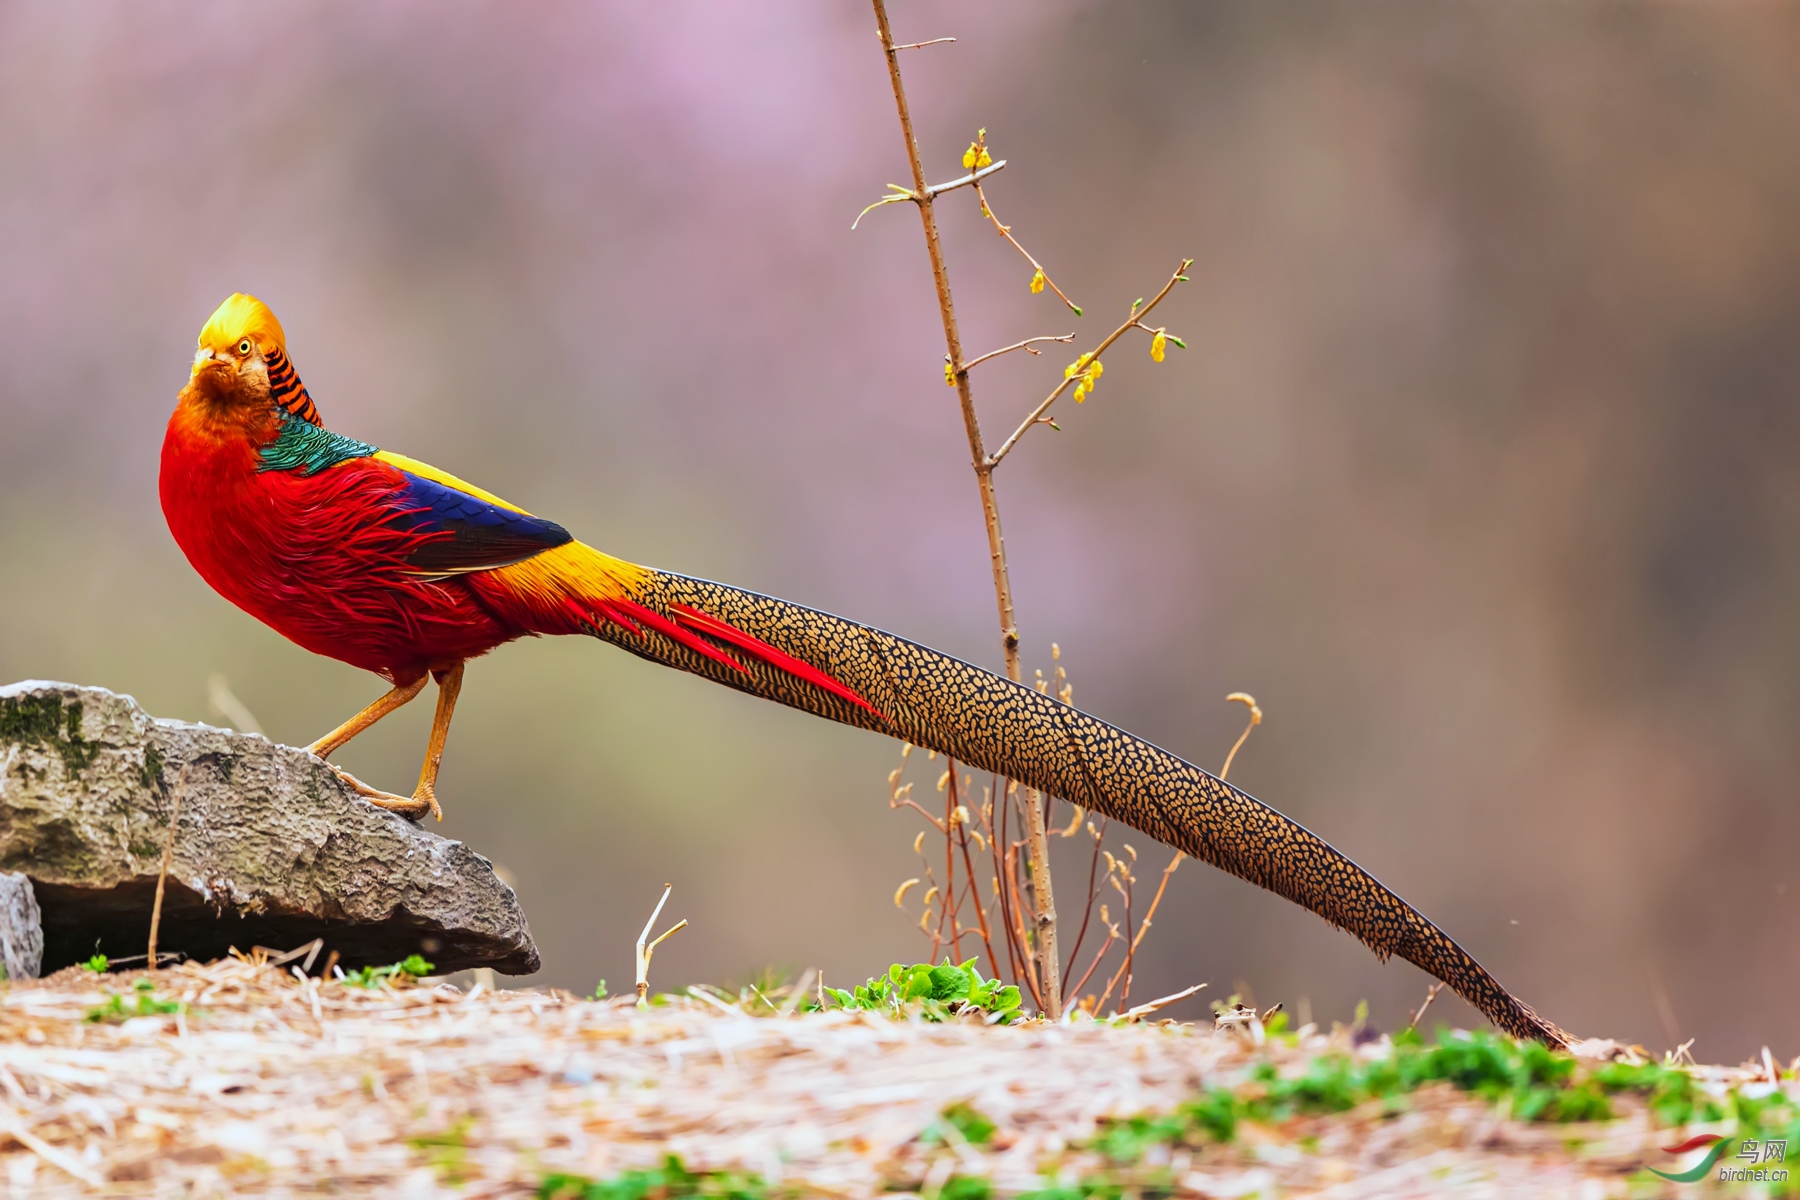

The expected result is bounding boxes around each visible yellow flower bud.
[1073,383,1087,404]
[1151,331,1167,363]
[1030,269,1046,294]
[976,148,992,169]
[944,361,955,386]
[962,142,979,170]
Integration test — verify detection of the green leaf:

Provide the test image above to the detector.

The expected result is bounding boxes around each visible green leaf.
[929,964,973,1002]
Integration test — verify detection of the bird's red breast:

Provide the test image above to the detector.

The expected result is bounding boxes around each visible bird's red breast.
[161,292,868,708]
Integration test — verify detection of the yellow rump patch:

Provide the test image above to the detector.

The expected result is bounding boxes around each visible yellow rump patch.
[489,541,653,608]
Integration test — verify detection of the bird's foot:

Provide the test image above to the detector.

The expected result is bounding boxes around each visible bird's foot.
[414,779,444,823]
[324,765,435,822]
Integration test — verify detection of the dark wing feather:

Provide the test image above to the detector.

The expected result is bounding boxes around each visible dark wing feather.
[389,471,572,576]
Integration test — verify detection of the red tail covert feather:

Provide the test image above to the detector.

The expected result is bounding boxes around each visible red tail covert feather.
[668,603,885,719]
[582,594,882,717]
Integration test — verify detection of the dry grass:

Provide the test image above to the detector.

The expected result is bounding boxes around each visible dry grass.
[0,955,1781,1197]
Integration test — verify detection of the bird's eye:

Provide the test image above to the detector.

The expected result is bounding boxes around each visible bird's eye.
[237,339,253,356]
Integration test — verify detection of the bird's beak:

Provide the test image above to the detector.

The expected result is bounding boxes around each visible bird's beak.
[191,346,226,378]
[188,346,237,399]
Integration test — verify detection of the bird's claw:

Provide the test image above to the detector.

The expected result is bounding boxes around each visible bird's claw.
[324,764,435,822]
[415,780,444,822]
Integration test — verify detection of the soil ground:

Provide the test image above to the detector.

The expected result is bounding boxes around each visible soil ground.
[0,956,1780,1197]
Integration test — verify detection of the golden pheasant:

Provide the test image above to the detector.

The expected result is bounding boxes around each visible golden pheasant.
[158,293,1564,1044]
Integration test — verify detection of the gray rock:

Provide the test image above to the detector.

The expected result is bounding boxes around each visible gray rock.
[0,681,539,975]
[0,871,42,979]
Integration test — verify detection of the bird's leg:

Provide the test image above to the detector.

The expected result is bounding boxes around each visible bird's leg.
[306,675,428,758]
[308,675,436,820]
[411,661,465,822]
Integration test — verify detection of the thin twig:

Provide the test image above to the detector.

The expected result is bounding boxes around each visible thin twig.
[1219,692,1263,781]
[872,0,1060,1014]
[950,768,1003,976]
[972,181,1081,314]
[1059,817,1109,1003]
[1070,903,1123,1005]
[893,36,955,50]
[958,333,1076,374]
[1120,694,1262,970]
[925,159,1007,199]
[147,764,190,973]
[1126,849,1184,957]
[987,259,1193,469]
[1122,982,1207,1022]
[987,775,1034,996]
[939,766,961,962]
[1408,981,1447,1029]
[635,884,688,1008]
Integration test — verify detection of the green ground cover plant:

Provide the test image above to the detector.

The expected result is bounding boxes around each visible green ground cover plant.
[533,1024,1799,1199]
[84,978,183,1024]
[338,954,434,989]
[811,959,1025,1024]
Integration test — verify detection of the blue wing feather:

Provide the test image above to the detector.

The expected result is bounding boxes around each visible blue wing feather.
[388,471,572,575]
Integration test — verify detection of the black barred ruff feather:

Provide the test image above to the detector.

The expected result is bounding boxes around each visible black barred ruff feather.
[264,346,320,426]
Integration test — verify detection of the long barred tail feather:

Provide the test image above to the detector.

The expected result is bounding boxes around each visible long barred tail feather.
[587,568,1567,1046]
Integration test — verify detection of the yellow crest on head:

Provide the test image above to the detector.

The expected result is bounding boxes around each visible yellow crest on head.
[197,293,287,356]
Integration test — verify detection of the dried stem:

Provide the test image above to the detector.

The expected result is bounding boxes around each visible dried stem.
[1120,694,1263,975]
[1219,692,1263,781]
[987,259,1193,470]
[872,0,1060,1015]
[634,884,688,1008]
[1122,982,1208,1022]
[939,766,962,962]
[1408,981,1447,1029]
[947,766,1002,976]
[1059,818,1109,1002]
[986,775,1036,1000]
[1069,905,1123,1004]
[892,36,955,50]
[146,765,190,972]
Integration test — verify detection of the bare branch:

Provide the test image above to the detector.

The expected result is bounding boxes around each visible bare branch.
[957,333,1075,374]
[893,36,955,50]
[925,159,1006,198]
[973,181,1081,314]
[986,258,1193,470]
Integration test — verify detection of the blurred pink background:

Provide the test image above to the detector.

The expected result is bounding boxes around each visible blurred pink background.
[2,2,1796,1059]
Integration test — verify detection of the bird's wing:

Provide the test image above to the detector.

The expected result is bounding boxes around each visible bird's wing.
[371,450,572,576]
